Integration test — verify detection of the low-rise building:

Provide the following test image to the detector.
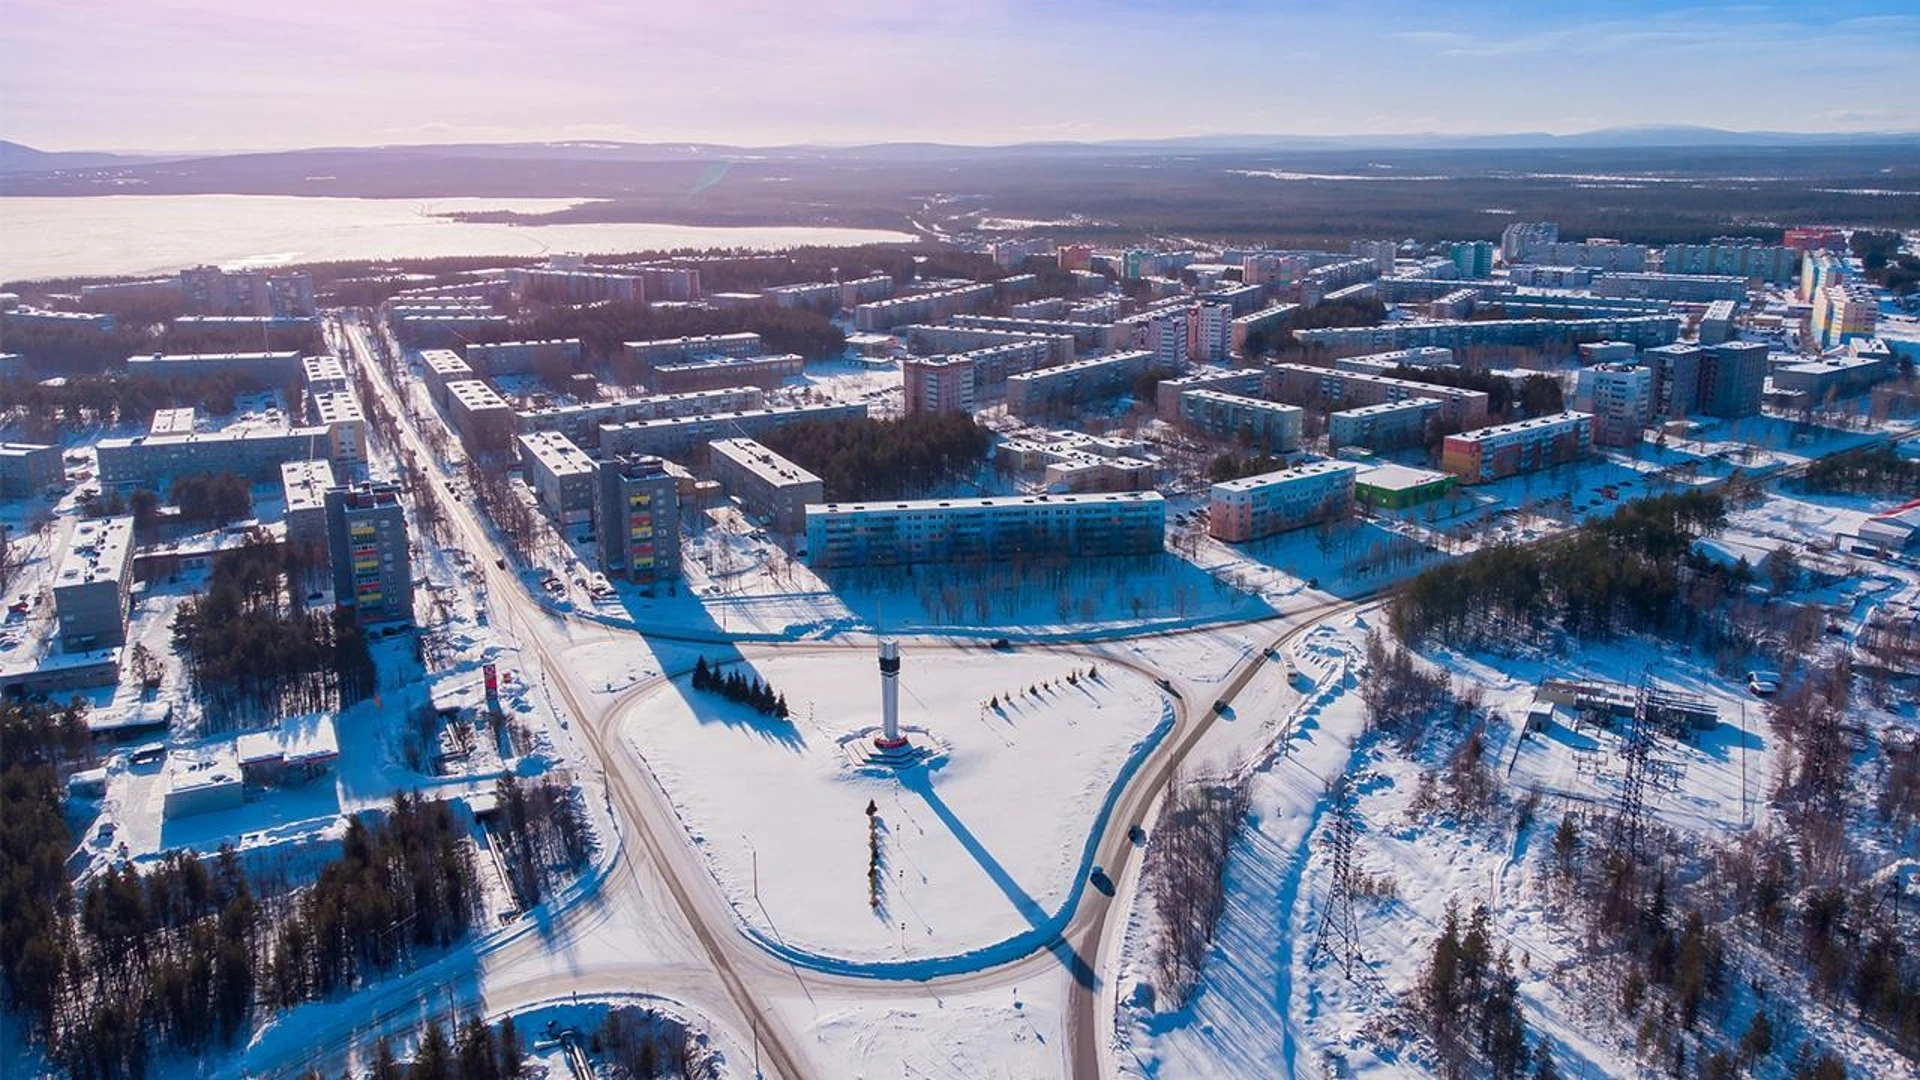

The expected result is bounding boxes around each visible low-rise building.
[1178,390,1304,454]
[1328,398,1441,453]
[419,349,476,407]
[444,379,516,455]
[517,431,599,523]
[707,437,824,534]
[126,350,304,385]
[53,516,135,652]
[1005,350,1153,418]
[162,744,244,819]
[1441,412,1593,483]
[806,491,1166,568]
[1207,462,1358,542]
[1769,349,1892,401]
[0,442,63,497]
[1353,463,1456,510]
[1331,347,1457,376]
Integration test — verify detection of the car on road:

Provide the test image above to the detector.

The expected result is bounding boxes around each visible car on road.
[495,558,507,570]
[1127,824,1146,845]
[1088,867,1114,895]
[1746,670,1782,696]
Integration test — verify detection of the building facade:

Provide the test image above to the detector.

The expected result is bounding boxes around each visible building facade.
[1328,398,1441,453]
[596,455,680,583]
[53,516,135,652]
[1441,412,1594,483]
[518,431,599,523]
[1207,462,1358,543]
[707,437,824,535]
[325,483,413,624]
[1177,390,1304,454]
[806,492,1166,568]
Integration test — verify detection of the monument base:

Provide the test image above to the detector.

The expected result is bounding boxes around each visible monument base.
[839,725,944,771]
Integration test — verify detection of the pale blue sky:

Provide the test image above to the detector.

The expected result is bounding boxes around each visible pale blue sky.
[3,1,1916,151]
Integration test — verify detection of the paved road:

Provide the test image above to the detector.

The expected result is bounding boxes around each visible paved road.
[251,314,1381,1080]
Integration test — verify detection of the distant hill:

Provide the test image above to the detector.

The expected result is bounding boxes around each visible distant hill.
[0,140,156,175]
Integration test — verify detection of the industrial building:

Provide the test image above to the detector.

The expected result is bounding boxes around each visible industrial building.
[805,491,1166,568]
[324,482,413,624]
[518,431,599,523]
[596,455,680,583]
[53,516,135,652]
[598,402,867,459]
[707,438,824,534]
[0,442,62,497]
[1177,390,1304,454]
[1207,462,1358,543]
[443,379,517,455]
[1441,412,1594,484]
[1327,398,1441,453]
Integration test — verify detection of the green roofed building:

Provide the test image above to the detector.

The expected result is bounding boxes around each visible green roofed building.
[1353,463,1455,510]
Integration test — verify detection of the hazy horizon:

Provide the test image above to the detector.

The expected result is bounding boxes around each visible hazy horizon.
[5,0,1918,154]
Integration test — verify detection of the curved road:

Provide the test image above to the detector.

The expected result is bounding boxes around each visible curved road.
[267,313,1377,1080]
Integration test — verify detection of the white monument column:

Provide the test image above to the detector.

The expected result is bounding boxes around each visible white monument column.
[876,639,906,748]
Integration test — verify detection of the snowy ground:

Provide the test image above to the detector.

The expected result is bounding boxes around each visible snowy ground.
[787,979,1065,1079]
[619,646,1171,964]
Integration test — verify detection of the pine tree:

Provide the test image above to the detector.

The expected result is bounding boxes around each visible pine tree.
[692,656,710,690]
[1533,1043,1560,1080]
[1740,1011,1773,1064]
[372,1037,400,1080]
[410,1021,451,1080]
[498,1015,522,1078]
[775,694,789,720]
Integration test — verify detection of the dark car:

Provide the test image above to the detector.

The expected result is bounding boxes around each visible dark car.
[1089,867,1115,896]
[1127,824,1146,845]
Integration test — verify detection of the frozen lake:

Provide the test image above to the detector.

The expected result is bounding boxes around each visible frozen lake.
[0,195,917,282]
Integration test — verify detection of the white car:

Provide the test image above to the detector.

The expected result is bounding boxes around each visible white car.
[1746,671,1781,696]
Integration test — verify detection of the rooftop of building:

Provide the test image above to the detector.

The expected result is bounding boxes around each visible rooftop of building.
[0,442,55,457]
[1354,462,1453,491]
[418,348,474,372]
[709,437,823,487]
[1213,460,1360,494]
[1005,350,1152,380]
[55,516,134,588]
[445,379,511,408]
[1445,411,1594,443]
[811,490,1165,516]
[328,482,403,511]
[651,352,801,371]
[281,459,337,514]
[311,390,363,423]
[129,350,299,363]
[1332,397,1443,418]
[518,430,597,474]
[601,401,861,432]
[150,407,198,436]
[1181,388,1301,411]
[623,331,761,349]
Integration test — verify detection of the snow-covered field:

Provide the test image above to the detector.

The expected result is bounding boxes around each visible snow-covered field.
[620,646,1172,964]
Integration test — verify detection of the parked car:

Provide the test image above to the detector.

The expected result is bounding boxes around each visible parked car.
[1746,670,1782,696]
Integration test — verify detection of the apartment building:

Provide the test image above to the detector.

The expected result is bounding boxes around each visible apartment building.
[805,491,1166,569]
[1178,390,1304,454]
[516,387,765,447]
[1501,221,1560,263]
[1230,303,1299,355]
[901,356,977,415]
[1332,347,1457,376]
[518,431,599,523]
[419,349,476,407]
[1154,367,1268,421]
[1697,341,1769,419]
[708,437,824,534]
[280,459,336,551]
[1698,300,1737,346]
[1644,344,1703,420]
[324,483,412,624]
[1207,462,1358,543]
[596,455,680,583]
[1593,272,1748,303]
[302,356,351,396]
[900,325,1076,368]
[179,266,315,318]
[1812,284,1878,351]
[1658,242,1798,284]
[1005,351,1153,419]
[1327,398,1441,453]
[649,353,804,394]
[850,283,995,332]
[1268,363,1491,431]
[1526,241,1651,272]
[309,389,369,468]
[1292,316,1680,357]
[465,338,582,377]
[126,350,305,385]
[96,424,333,487]
[948,314,1122,355]
[53,516,136,652]
[443,379,516,455]
[1575,363,1653,446]
[598,402,867,459]
[506,266,645,305]
[1441,412,1594,484]
[0,443,62,497]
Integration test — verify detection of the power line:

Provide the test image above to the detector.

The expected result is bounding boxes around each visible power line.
[1307,773,1364,980]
